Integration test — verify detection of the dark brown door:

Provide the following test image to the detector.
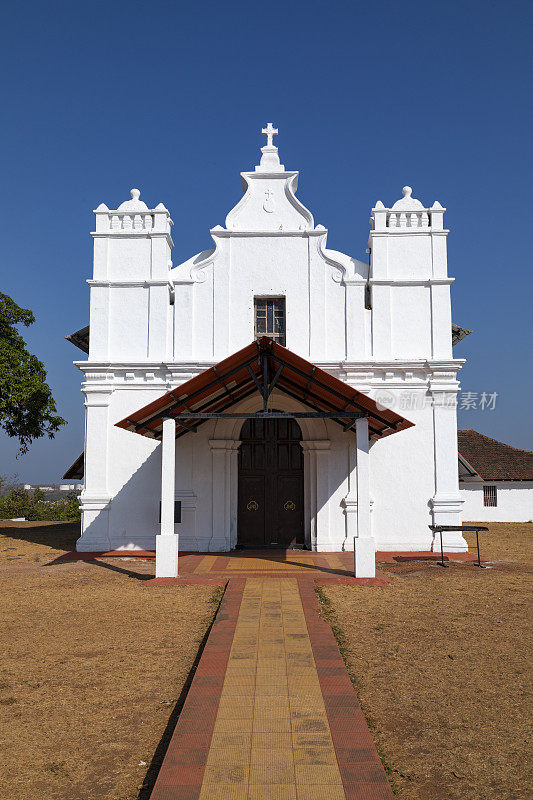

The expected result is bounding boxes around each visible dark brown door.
[238,417,304,548]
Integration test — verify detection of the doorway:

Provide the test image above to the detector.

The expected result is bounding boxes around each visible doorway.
[237,416,304,548]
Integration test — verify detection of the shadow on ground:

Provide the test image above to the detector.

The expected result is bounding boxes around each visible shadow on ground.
[0,520,80,551]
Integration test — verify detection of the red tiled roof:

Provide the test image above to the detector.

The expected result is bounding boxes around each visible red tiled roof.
[116,338,414,441]
[458,430,533,481]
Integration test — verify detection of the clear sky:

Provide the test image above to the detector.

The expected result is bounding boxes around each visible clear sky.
[1,0,531,483]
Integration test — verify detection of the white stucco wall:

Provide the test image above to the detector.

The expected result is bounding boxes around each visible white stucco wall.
[460,482,533,522]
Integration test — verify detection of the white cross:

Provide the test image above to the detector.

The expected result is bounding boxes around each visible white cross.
[261,122,278,147]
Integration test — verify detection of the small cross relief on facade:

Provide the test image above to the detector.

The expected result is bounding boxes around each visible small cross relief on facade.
[263,188,275,213]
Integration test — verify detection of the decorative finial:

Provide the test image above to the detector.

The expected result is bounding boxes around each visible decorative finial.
[261,122,278,148]
[117,187,149,212]
[391,185,424,211]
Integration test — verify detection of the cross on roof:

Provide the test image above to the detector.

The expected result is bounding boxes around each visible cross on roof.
[261,122,278,147]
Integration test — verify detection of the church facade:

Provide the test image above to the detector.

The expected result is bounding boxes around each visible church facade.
[71,126,468,569]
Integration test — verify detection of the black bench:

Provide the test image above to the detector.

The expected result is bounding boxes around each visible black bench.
[428,525,489,568]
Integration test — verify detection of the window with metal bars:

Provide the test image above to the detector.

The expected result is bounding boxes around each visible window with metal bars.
[483,485,497,507]
[254,297,286,346]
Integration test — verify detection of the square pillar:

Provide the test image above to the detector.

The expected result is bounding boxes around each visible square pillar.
[354,417,376,578]
[209,439,240,551]
[341,437,358,551]
[430,392,467,552]
[301,441,331,551]
[77,388,112,551]
[156,417,178,578]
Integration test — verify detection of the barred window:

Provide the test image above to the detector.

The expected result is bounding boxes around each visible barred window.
[483,485,497,507]
[254,298,286,346]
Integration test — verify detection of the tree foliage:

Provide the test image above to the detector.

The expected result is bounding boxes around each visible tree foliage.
[0,292,65,453]
[0,481,80,521]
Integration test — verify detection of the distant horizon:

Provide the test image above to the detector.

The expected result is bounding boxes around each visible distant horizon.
[1,0,531,483]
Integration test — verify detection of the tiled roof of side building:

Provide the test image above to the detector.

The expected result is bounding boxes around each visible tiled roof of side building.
[458,430,533,481]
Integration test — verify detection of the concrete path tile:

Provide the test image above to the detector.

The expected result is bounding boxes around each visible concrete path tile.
[247,786,297,799]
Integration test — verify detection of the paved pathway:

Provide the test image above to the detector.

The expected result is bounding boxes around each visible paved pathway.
[149,577,393,800]
[55,548,476,579]
[147,550,393,585]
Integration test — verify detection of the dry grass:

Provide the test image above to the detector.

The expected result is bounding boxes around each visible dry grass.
[2,520,531,799]
[322,522,533,800]
[0,521,221,800]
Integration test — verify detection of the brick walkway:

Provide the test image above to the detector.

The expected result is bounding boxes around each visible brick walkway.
[55,548,476,579]
[146,551,392,586]
[149,577,394,800]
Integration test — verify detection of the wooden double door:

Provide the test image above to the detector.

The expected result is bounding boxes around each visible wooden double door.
[237,416,304,548]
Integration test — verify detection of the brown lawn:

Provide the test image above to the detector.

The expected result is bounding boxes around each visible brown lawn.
[2,520,531,800]
[322,522,533,800]
[0,521,221,800]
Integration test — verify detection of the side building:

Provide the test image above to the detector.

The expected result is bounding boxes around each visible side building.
[459,430,533,522]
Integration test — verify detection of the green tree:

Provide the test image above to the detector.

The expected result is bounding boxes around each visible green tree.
[0,482,81,522]
[59,492,81,521]
[0,292,65,453]
[0,486,31,519]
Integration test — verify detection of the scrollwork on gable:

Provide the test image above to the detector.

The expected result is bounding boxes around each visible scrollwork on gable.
[314,229,368,284]
[283,173,314,230]
[225,174,253,230]
[170,244,218,285]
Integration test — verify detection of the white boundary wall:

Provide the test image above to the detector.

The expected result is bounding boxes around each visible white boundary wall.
[461,482,533,522]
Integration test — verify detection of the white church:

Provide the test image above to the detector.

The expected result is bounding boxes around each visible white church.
[65,125,470,577]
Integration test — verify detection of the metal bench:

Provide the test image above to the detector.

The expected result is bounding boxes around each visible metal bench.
[429,525,489,568]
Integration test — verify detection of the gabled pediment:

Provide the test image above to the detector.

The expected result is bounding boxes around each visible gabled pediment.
[222,133,314,233]
[169,127,367,286]
[225,169,314,233]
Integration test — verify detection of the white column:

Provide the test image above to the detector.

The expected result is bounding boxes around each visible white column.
[341,436,358,551]
[301,441,331,551]
[345,282,367,360]
[430,284,453,360]
[301,444,317,549]
[77,387,112,552]
[354,417,376,577]
[430,389,467,552]
[228,442,240,549]
[209,440,227,551]
[148,284,171,361]
[156,417,178,577]
[371,284,392,359]
[309,237,327,360]
[173,282,194,360]
[209,440,239,551]
[315,443,331,550]
[302,447,312,549]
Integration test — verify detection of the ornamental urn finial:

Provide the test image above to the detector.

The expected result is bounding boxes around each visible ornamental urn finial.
[117,188,149,212]
[391,185,424,211]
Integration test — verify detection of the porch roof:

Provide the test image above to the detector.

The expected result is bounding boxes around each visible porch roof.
[115,338,414,440]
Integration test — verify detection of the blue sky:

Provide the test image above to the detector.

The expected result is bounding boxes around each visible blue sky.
[1,0,531,483]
